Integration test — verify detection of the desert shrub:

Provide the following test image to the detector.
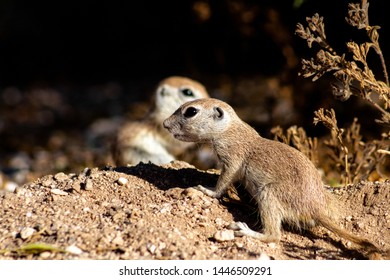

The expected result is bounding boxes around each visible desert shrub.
[275,0,389,185]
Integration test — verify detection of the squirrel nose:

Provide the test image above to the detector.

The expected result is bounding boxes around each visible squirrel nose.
[163,119,170,129]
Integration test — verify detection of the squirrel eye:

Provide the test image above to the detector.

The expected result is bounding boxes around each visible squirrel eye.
[183,107,198,118]
[181,88,194,97]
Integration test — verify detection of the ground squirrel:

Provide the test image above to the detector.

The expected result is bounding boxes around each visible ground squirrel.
[163,98,383,258]
[113,76,209,166]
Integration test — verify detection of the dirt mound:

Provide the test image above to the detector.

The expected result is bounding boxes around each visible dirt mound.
[0,161,389,260]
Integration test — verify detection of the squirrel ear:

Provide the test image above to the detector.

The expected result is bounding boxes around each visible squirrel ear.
[213,106,224,119]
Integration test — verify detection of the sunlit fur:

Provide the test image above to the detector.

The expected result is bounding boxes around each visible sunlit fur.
[164,98,381,258]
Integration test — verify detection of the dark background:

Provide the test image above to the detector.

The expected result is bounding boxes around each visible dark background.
[0,0,387,86]
[0,0,388,179]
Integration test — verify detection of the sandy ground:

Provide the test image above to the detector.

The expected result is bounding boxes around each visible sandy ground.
[1,161,389,260]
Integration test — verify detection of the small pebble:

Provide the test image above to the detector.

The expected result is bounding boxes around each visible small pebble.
[40,252,51,259]
[213,229,235,242]
[41,177,54,187]
[20,227,35,240]
[84,179,93,191]
[54,172,68,181]
[66,245,83,255]
[146,243,157,254]
[51,189,68,196]
[117,177,128,186]
[72,181,81,192]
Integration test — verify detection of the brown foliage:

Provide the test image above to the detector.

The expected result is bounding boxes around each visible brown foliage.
[274,0,390,185]
[296,0,390,125]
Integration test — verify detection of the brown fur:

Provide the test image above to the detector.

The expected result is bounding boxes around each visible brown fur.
[164,98,383,259]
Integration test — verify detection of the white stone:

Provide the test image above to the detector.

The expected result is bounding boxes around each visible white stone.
[146,243,157,254]
[66,245,83,255]
[20,227,35,240]
[117,177,128,186]
[51,189,68,196]
[84,179,93,191]
[213,229,235,242]
[40,252,51,259]
[54,172,68,181]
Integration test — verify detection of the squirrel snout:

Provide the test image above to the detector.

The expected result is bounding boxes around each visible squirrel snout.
[163,119,171,130]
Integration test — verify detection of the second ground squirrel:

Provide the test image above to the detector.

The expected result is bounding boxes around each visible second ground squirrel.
[113,76,209,166]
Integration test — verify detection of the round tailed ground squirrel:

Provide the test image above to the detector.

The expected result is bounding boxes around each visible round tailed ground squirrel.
[163,98,384,259]
[113,76,209,166]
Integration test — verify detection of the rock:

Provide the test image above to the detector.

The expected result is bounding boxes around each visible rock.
[20,227,35,240]
[39,252,52,259]
[72,180,81,192]
[117,177,128,186]
[146,243,157,254]
[54,172,68,181]
[213,229,235,242]
[84,179,93,191]
[51,189,68,196]
[66,245,83,255]
[41,177,55,187]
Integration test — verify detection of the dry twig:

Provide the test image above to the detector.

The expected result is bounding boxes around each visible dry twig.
[296,0,390,125]
[293,0,389,184]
